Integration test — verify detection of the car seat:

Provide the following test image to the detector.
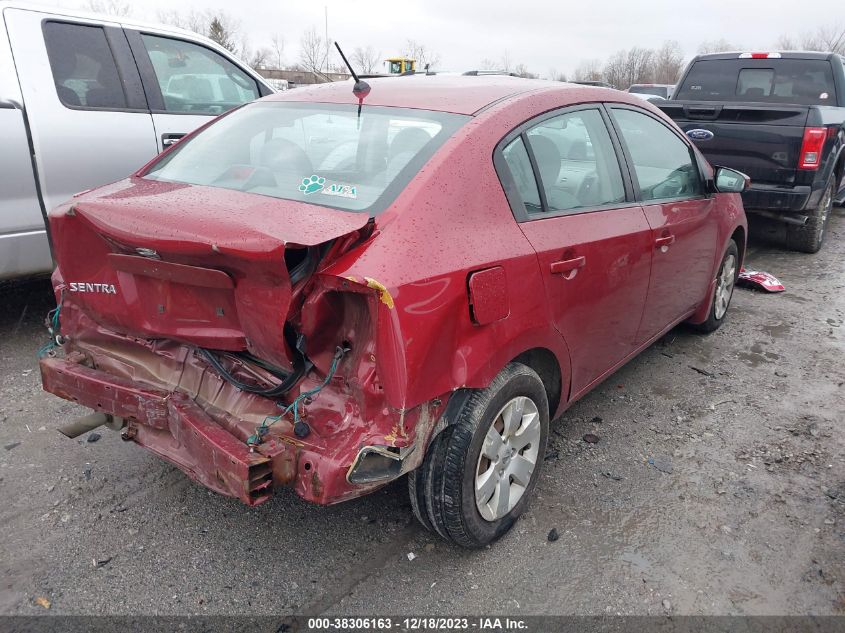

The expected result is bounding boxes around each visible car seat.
[529,135,581,210]
[386,127,432,180]
[259,139,314,185]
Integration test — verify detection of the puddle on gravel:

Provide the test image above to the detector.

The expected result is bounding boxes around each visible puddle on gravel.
[760,321,791,339]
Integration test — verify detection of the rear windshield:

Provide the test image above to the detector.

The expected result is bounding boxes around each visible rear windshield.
[143,102,469,214]
[629,85,669,98]
[675,59,837,105]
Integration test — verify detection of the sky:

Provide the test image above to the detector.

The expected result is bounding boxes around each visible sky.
[51,0,839,77]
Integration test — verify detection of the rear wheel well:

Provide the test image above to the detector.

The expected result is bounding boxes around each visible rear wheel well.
[512,348,562,417]
[836,153,845,190]
[730,226,746,267]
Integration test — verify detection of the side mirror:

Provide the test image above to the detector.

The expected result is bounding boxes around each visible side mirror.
[714,167,750,193]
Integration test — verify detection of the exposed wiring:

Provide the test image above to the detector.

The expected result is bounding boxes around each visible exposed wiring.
[199,347,305,398]
[37,291,65,358]
[247,345,348,447]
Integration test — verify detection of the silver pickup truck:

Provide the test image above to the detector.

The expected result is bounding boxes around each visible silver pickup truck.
[0,2,273,279]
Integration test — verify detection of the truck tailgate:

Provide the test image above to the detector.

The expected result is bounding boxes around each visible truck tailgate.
[658,102,810,186]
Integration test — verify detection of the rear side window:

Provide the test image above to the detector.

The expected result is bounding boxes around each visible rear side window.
[675,59,837,105]
[611,108,702,202]
[140,34,259,115]
[43,22,126,109]
[502,137,541,213]
[525,109,625,212]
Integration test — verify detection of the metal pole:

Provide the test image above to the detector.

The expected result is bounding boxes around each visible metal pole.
[324,5,328,73]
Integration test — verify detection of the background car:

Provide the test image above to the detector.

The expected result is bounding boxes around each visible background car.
[0,1,273,280]
[628,82,675,98]
[659,51,845,253]
[39,76,747,547]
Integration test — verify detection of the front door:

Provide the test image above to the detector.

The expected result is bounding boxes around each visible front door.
[499,107,654,396]
[608,107,718,343]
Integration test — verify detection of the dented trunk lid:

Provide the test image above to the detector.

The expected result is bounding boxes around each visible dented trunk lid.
[50,177,369,368]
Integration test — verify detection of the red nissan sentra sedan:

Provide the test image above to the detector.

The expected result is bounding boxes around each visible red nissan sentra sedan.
[40,76,748,547]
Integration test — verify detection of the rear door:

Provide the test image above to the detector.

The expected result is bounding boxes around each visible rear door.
[608,106,718,343]
[125,30,264,152]
[4,9,157,218]
[496,106,653,397]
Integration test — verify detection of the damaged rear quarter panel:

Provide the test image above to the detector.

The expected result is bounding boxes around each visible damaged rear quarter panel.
[313,99,579,419]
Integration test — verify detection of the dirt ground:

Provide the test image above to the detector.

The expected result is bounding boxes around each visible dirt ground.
[1,212,843,617]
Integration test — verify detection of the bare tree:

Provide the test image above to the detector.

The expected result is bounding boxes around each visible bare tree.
[270,34,285,69]
[573,59,603,82]
[299,27,325,74]
[604,47,654,89]
[241,41,272,70]
[500,50,512,72]
[479,58,498,70]
[512,63,537,79]
[351,46,382,74]
[777,24,845,54]
[697,38,740,54]
[547,68,567,81]
[652,40,685,84]
[404,40,440,70]
[157,9,208,34]
[813,25,845,53]
[85,0,132,16]
[602,50,627,88]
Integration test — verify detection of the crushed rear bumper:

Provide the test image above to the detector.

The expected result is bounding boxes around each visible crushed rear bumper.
[40,353,442,506]
[40,356,284,505]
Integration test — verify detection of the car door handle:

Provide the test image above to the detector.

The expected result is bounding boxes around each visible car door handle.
[161,133,186,148]
[655,235,676,250]
[550,256,586,279]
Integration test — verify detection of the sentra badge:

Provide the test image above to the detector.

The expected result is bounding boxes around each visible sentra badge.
[69,282,118,294]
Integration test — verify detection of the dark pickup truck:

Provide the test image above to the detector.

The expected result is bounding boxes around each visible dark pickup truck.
[658,52,845,252]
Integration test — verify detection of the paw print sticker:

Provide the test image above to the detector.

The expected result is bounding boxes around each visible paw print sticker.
[298,175,325,195]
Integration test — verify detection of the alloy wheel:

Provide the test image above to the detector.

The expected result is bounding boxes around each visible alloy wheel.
[714,253,736,320]
[475,396,541,522]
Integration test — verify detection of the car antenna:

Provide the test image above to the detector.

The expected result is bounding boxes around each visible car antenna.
[334,42,371,127]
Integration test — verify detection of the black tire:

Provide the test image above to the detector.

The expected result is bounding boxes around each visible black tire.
[692,239,739,334]
[408,433,439,533]
[786,180,834,253]
[415,363,549,548]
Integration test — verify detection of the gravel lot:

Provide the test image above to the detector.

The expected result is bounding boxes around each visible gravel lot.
[1,212,843,617]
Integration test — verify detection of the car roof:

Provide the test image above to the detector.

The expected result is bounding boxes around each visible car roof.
[264,75,630,116]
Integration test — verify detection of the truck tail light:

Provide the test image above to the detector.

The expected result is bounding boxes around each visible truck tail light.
[738,52,782,59]
[798,127,826,170]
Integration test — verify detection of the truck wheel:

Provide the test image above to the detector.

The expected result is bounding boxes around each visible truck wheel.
[412,363,549,548]
[787,181,834,253]
[692,239,738,334]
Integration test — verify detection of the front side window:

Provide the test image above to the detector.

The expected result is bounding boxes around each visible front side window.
[144,102,468,214]
[140,34,259,114]
[611,108,702,202]
[525,109,625,212]
[43,22,126,109]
